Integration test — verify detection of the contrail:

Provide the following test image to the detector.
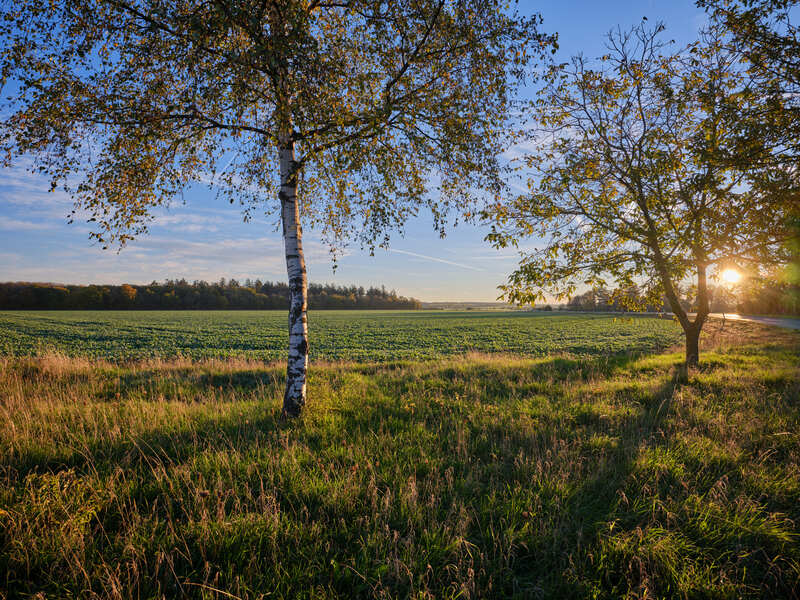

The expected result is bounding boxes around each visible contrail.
[388,248,485,272]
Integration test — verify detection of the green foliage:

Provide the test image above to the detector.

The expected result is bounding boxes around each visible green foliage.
[0,310,684,361]
[1,322,798,598]
[698,0,800,166]
[483,22,797,352]
[0,0,554,251]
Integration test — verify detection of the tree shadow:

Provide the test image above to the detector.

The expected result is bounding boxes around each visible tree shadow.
[2,350,659,491]
[554,367,687,588]
[9,352,774,599]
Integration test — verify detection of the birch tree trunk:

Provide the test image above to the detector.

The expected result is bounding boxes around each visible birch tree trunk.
[279,137,309,418]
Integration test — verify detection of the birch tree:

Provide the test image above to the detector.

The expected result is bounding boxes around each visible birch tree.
[0,0,554,416]
[485,24,797,366]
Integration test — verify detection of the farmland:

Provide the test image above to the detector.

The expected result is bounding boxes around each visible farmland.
[1,313,799,598]
[0,310,684,361]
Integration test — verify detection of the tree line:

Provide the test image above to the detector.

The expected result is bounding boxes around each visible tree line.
[566,287,688,313]
[0,280,421,311]
[710,279,800,316]
[565,278,799,316]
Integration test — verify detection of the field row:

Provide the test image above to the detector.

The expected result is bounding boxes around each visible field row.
[0,310,686,361]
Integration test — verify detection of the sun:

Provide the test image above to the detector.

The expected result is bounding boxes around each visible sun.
[720,268,741,285]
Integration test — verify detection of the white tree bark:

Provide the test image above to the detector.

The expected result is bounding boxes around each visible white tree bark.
[279,136,308,417]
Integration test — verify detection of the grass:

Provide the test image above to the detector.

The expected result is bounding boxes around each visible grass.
[0,316,798,598]
[0,310,685,361]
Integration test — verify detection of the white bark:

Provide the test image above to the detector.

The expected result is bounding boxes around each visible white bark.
[279,137,308,417]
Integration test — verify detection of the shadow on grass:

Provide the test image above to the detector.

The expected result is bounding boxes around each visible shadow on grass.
[4,352,798,598]
[2,350,660,501]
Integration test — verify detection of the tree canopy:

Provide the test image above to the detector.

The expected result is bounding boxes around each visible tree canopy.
[0,0,555,415]
[698,0,800,290]
[0,0,553,250]
[485,22,798,364]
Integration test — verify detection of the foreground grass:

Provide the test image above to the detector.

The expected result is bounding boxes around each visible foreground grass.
[0,323,798,598]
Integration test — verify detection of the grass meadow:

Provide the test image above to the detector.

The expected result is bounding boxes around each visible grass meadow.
[0,312,798,598]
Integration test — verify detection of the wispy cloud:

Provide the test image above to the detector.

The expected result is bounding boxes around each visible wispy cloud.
[0,232,342,285]
[388,248,485,272]
[0,218,52,231]
[150,213,230,233]
[0,164,72,205]
[468,253,519,261]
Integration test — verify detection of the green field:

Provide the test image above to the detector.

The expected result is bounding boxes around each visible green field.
[0,310,684,361]
[1,314,799,598]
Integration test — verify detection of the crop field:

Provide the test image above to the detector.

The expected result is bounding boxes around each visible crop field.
[1,312,799,598]
[0,310,685,361]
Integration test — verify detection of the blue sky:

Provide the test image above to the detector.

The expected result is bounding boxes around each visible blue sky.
[0,1,707,302]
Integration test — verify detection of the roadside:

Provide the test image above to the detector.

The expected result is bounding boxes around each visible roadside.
[707,313,800,331]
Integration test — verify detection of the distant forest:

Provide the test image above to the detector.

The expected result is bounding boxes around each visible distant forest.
[565,280,800,316]
[0,280,421,310]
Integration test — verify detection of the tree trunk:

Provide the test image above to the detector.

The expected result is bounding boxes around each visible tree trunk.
[655,261,705,367]
[687,261,710,367]
[655,261,696,366]
[279,137,308,418]
[685,325,700,367]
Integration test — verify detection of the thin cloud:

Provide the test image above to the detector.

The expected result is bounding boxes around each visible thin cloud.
[0,233,343,285]
[388,248,485,272]
[0,218,52,231]
[469,253,519,261]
